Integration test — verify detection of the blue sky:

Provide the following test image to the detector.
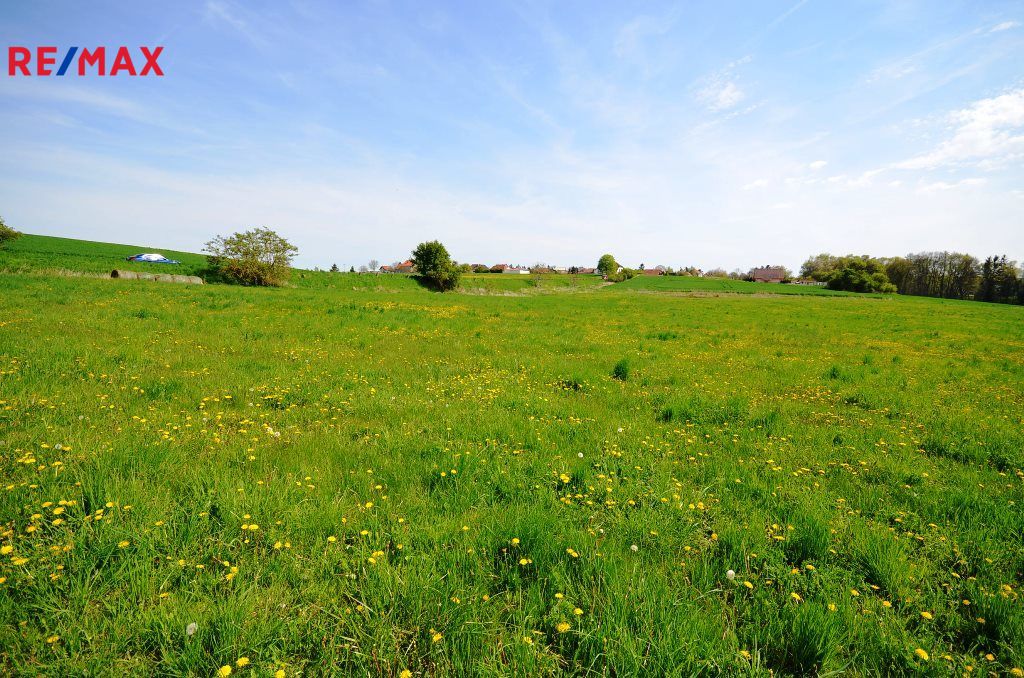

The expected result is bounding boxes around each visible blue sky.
[1,1,1022,271]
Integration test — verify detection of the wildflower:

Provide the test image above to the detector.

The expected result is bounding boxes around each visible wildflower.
[46,635,60,644]
[726,569,736,580]
[790,592,802,602]
[630,544,638,552]
[0,545,12,555]
[431,632,443,643]
[828,603,837,612]
[920,611,932,620]
[400,671,412,678]
[186,622,198,636]
[556,622,571,633]
[276,670,286,678]
[218,666,233,677]
[743,581,754,589]
[850,589,860,597]
[118,540,130,548]
[510,538,520,546]
[522,636,533,645]
[327,536,337,543]
[740,650,751,660]
[914,648,929,661]
[573,607,583,616]
[236,657,250,667]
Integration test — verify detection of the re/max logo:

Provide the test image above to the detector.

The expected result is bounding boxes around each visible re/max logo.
[7,46,164,76]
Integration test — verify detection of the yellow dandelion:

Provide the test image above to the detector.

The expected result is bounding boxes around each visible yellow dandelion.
[118,540,130,548]
[914,648,929,661]
[920,611,932,620]
[431,632,443,643]
[236,657,250,667]
[217,666,233,677]
[556,622,571,633]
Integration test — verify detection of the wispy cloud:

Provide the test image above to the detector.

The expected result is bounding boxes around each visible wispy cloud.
[203,0,269,47]
[989,20,1020,33]
[895,88,1024,170]
[696,57,751,112]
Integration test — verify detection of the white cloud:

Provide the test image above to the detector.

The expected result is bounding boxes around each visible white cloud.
[699,80,745,111]
[896,88,1024,170]
[742,178,769,190]
[808,160,828,170]
[989,21,1020,33]
[916,177,987,193]
[696,57,751,112]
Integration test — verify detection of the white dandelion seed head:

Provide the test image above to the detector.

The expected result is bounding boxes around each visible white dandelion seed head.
[186,622,197,636]
[630,544,639,552]
[726,569,736,580]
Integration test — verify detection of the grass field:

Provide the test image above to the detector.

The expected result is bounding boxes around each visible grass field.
[1,236,1023,676]
[618,274,856,296]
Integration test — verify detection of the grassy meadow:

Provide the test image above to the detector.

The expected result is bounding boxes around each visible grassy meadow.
[1,236,1023,676]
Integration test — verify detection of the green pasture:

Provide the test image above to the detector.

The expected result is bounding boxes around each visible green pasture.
[0,236,1022,676]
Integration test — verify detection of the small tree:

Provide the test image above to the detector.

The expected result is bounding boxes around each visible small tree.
[597,254,618,277]
[411,240,460,291]
[368,259,379,272]
[204,227,297,287]
[0,215,21,248]
[330,263,339,272]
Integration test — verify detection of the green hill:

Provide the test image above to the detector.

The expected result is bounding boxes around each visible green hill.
[0,234,209,277]
[618,273,856,296]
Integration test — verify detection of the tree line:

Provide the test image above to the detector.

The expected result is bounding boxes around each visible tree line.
[801,252,1024,304]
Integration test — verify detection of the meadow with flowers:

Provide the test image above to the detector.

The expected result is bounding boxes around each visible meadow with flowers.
[1,237,1023,676]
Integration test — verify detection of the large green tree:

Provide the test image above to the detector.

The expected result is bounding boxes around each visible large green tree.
[411,240,461,291]
[597,254,618,277]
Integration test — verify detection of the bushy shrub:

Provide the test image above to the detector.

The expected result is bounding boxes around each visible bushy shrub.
[204,227,297,287]
[612,358,630,381]
[0,215,21,248]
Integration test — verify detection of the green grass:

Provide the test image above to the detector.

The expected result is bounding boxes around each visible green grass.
[619,274,858,295]
[0,234,210,277]
[1,236,1023,676]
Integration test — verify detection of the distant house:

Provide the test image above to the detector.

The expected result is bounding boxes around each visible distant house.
[385,260,414,274]
[490,264,508,273]
[641,268,662,276]
[576,267,597,275]
[751,266,787,283]
[503,266,530,274]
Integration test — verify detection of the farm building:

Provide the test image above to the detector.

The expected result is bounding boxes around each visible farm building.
[381,260,415,273]
[751,266,787,283]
